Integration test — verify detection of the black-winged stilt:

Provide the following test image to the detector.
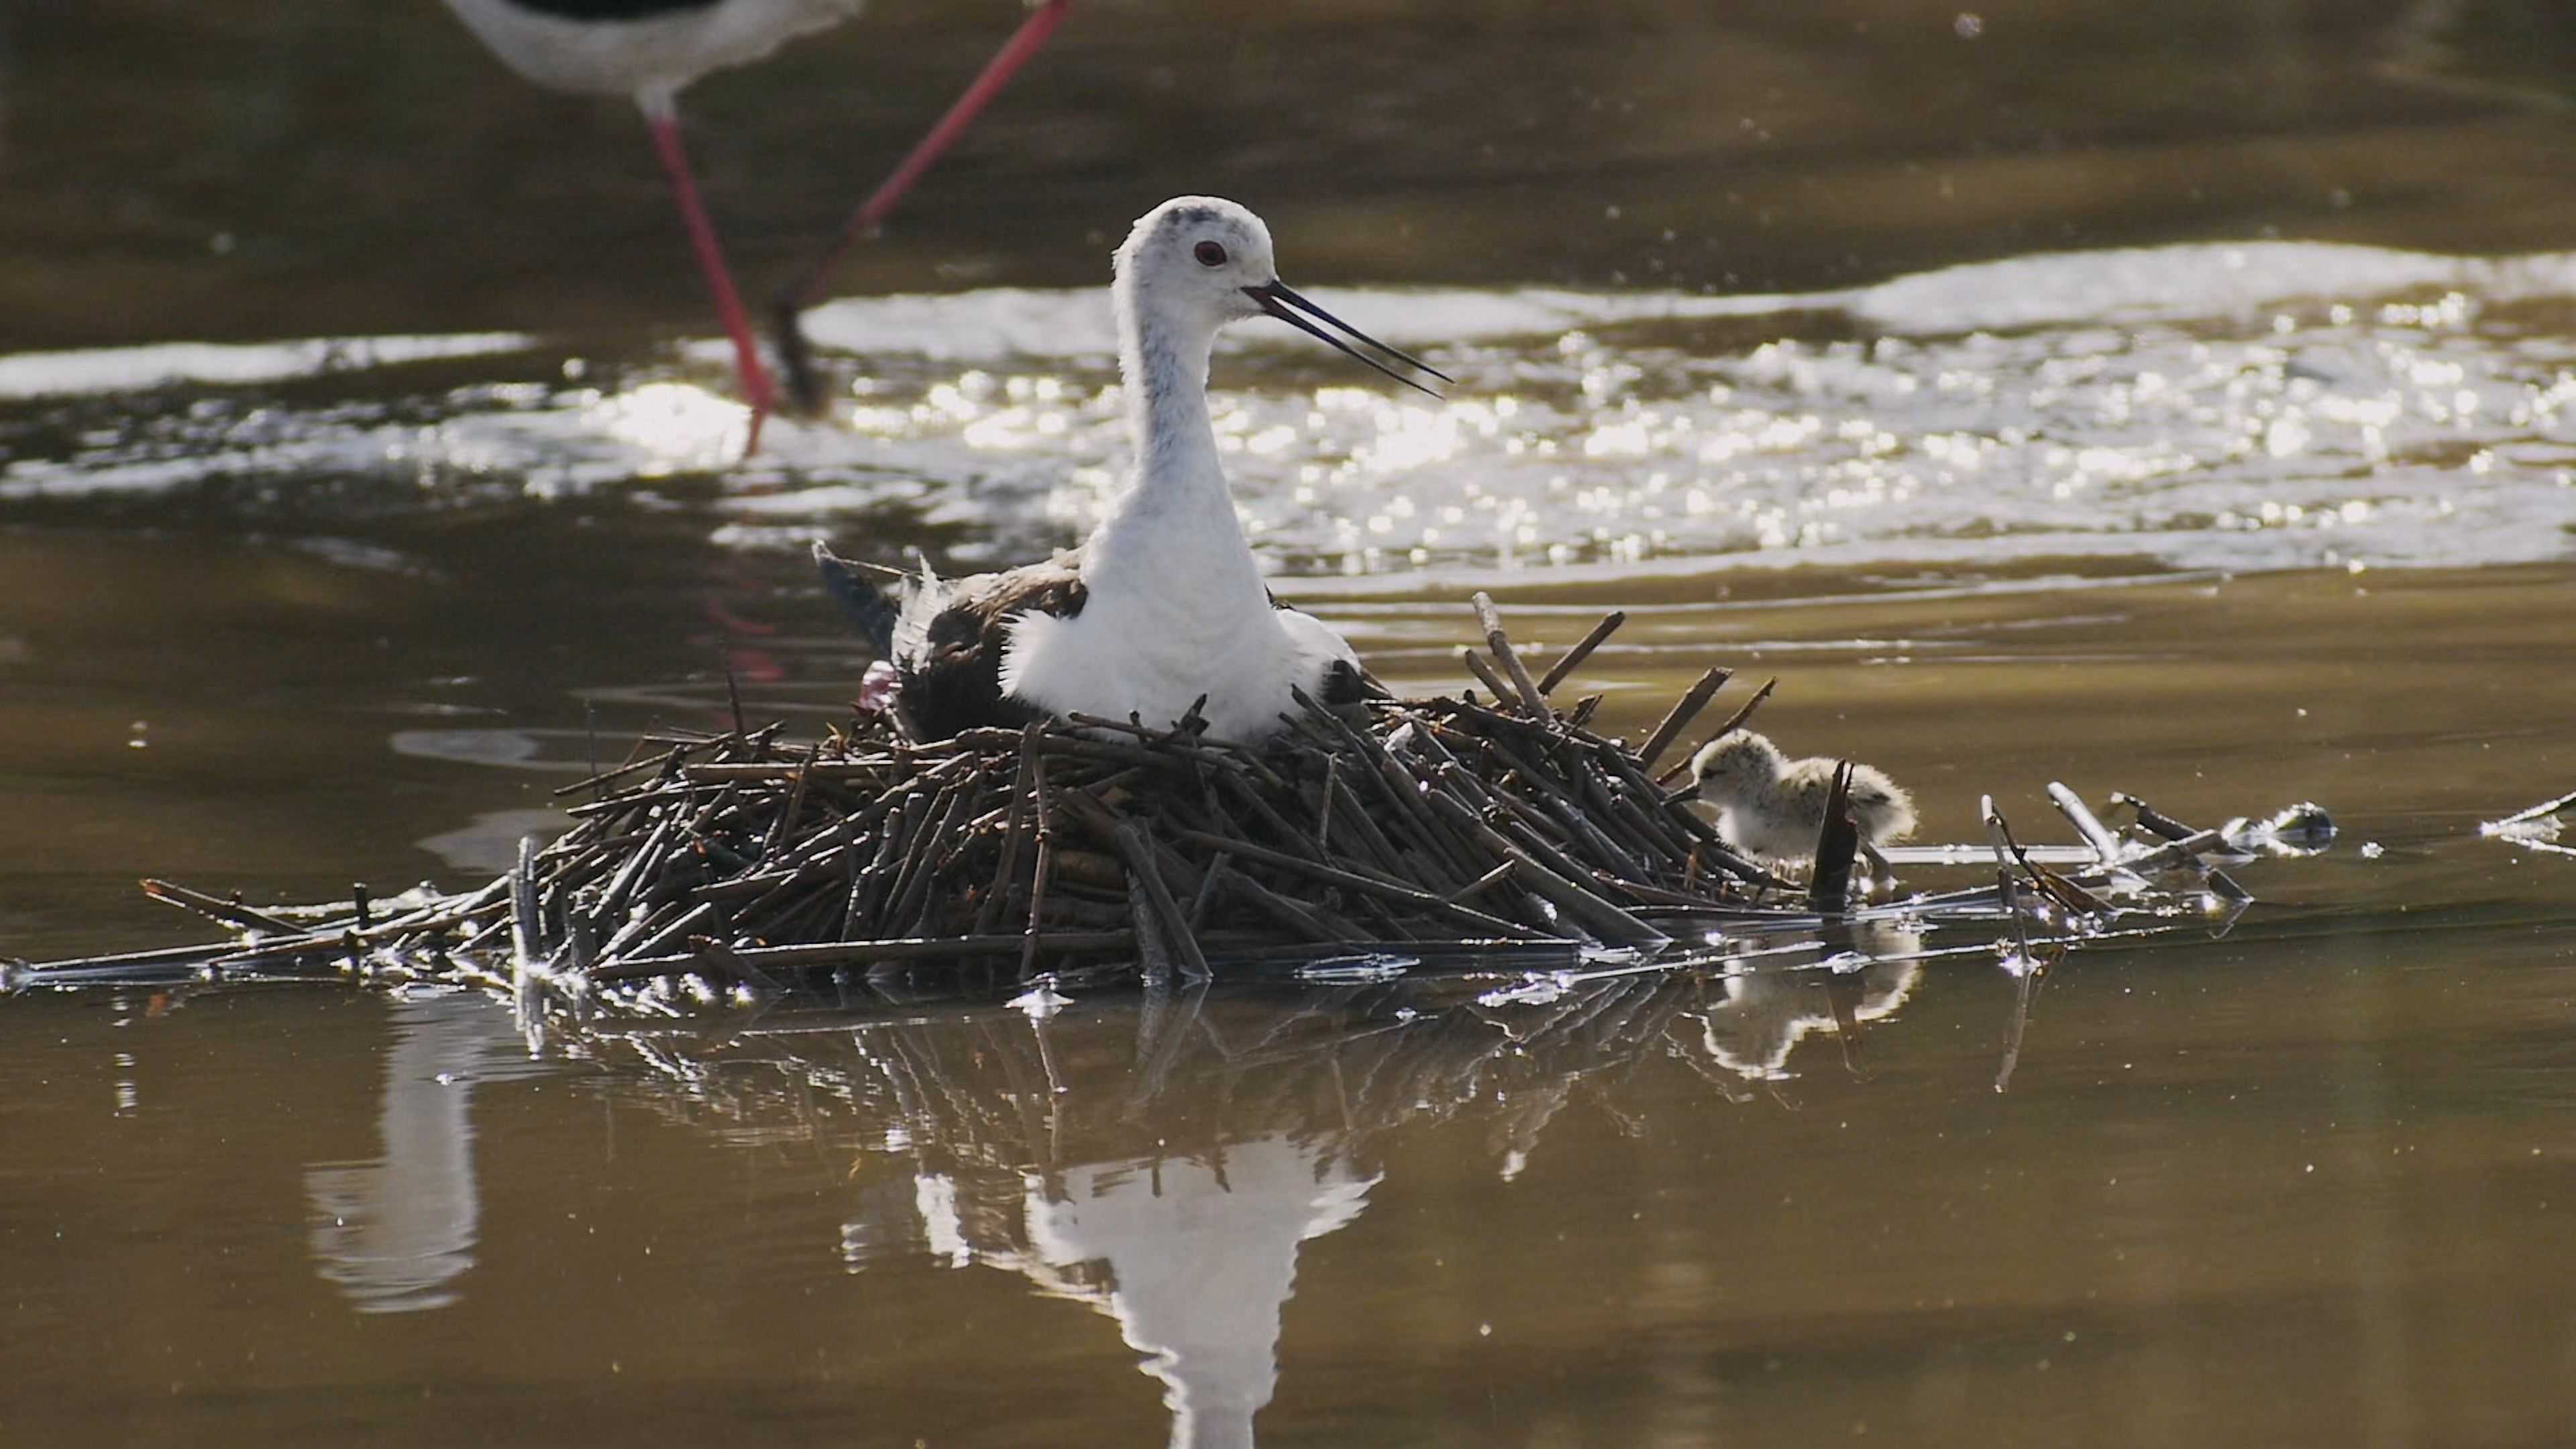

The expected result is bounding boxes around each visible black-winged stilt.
[816,195,1448,743]
[441,0,1069,449]
[1689,731,1918,869]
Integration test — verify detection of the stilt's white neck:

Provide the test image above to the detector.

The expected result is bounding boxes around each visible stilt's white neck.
[1083,287,1267,613]
[994,215,1362,743]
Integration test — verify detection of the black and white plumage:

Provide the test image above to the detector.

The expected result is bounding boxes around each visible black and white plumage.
[442,0,868,105]
[441,0,1070,442]
[442,0,872,431]
[815,196,1444,743]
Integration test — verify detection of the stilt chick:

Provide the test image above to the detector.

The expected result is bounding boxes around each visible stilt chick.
[1689,731,1917,871]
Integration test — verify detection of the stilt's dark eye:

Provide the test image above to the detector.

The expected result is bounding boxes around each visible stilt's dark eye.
[1194,240,1228,268]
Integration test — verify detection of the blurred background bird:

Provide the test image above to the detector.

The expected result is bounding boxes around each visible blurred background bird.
[439,0,1069,449]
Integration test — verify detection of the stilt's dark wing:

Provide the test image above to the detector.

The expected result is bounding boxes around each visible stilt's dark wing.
[813,541,903,656]
[900,561,1087,741]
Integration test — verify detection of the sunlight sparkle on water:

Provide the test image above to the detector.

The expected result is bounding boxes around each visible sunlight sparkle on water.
[584,382,750,476]
[7,244,2576,580]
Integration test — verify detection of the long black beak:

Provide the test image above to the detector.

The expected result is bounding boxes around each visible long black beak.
[1242,280,1452,398]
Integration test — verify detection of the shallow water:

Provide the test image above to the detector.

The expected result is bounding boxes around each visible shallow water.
[7,3,2576,1446]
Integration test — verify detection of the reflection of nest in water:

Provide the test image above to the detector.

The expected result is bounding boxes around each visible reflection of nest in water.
[581,952,1929,1185]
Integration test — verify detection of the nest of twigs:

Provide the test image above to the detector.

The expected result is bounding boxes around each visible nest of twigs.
[62,596,1832,997]
[9,589,2328,1018]
[502,593,1791,989]
[10,589,2322,1012]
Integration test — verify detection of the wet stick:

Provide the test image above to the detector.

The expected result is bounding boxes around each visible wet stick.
[884,783,972,932]
[1420,790,1664,944]
[1216,871,1356,944]
[2108,792,2199,843]
[1538,610,1627,696]
[975,725,1045,936]
[1113,822,1210,981]
[1316,755,1342,857]
[1982,796,2039,965]
[1470,592,1551,716]
[2494,787,2576,826]
[1460,648,1515,706]
[2046,781,2124,865]
[510,836,545,984]
[630,902,718,962]
[1019,756,1057,981]
[138,880,304,937]
[1186,851,1234,933]
[1170,828,1538,940]
[588,932,1137,982]
[761,745,822,861]
[1805,761,1862,914]
[1638,666,1731,769]
[552,742,690,798]
[1446,861,1517,905]
[1988,798,2114,916]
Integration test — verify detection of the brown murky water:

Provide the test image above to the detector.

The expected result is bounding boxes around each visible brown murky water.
[6,3,2576,1446]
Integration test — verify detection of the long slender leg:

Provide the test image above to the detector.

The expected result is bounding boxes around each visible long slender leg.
[642,95,777,452]
[773,0,1071,411]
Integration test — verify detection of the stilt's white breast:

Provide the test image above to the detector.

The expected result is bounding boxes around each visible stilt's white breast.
[442,0,867,100]
[1002,598,1354,743]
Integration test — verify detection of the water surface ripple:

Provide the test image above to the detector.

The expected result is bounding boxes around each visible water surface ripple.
[6,243,2573,584]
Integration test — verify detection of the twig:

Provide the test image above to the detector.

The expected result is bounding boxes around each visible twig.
[1171,828,1539,941]
[139,880,304,936]
[1805,761,1860,914]
[1020,755,1057,981]
[1114,822,1212,981]
[590,932,1136,983]
[976,724,1044,936]
[1638,667,1731,769]
[1470,592,1551,716]
[1538,610,1626,695]
[2045,782,2124,865]
[1460,649,1515,709]
[2493,787,2576,827]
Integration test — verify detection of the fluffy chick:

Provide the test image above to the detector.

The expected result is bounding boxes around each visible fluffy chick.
[1688,731,1917,868]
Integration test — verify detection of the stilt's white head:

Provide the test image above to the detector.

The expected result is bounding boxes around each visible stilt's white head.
[1112,195,1450,394]
[1114,197,1277,330]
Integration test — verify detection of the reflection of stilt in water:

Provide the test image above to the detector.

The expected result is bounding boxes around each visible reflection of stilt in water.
[1024,1139,1375,1449]
[844,1141,1374,1449]
[304,991,537,1313]
[1686,922,1925,1083]
[839,1130,1372,1448]
[603,959,1937,1441]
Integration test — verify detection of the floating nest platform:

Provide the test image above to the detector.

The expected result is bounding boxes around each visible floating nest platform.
[9,596,2301,1010]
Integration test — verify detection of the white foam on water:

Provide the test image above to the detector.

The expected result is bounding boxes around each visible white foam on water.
[0,333,538,400]
[9,243,2576,582]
